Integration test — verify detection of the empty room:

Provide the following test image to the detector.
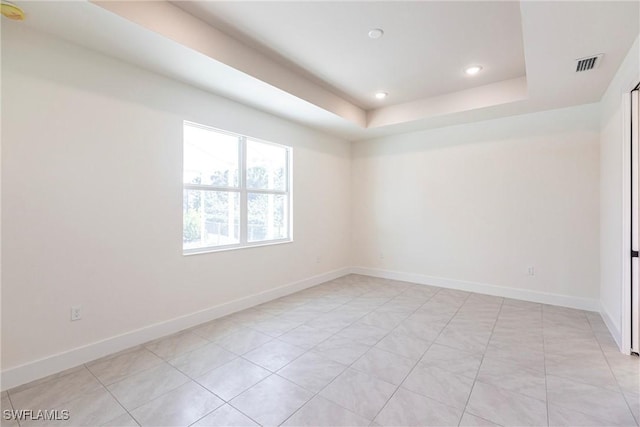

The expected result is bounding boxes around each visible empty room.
[1,1,640,426]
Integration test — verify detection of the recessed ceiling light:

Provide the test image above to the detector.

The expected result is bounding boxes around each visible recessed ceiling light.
[1,1,25,20]
[368,28,384,39]
[375,91,388,100]
[464,65,483,76]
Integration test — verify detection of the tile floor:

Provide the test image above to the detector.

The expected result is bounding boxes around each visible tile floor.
[2,274,639,427]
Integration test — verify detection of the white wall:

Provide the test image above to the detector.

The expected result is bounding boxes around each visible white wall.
[1,24,351,377]
[352,104,601,307]
[599,37,640,347]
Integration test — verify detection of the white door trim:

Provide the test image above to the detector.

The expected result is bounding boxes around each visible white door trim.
[621,83,640,355]
[631,88,640,354]
[622,91,632,355]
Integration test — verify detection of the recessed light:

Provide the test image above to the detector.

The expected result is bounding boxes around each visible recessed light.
[368,28,384,39]
[464,65,483,76]
[375,91,388,100]
[1,1,25,20]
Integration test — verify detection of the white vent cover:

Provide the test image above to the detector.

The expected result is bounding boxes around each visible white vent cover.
[575,54,603,72]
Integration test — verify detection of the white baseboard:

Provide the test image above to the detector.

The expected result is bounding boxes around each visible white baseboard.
[0,267,350,391]
[350,266,600,312]
[600,304,623,352]
[1,265,605,391]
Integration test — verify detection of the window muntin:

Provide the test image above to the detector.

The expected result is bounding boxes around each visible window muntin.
[183,122,291,253]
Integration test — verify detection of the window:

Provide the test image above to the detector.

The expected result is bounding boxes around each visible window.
[183,122,291,253]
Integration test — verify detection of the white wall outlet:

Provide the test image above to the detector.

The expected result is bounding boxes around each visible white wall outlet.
[70,306,82,321]
[379,252,385,260]
[316,256,321,264]
[526,266,535,276]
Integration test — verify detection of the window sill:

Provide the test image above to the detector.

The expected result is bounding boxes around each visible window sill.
[183,239,293,256]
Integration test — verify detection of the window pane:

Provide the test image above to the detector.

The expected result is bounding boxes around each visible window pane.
[183,124,239,187]
[247,193,288,242]
[183,189,240,249]
[246,139,287,191]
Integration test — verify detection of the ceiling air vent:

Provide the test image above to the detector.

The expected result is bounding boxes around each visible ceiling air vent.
[575,54,603,72]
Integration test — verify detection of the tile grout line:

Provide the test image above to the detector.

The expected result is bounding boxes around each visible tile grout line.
[343,283,445,420]
[457,296,505,426]
[589,312,640,427]
[183,345,269,427]
[240,280,385,425]
[11,276,625,427]
[6,366,112,426]
[90,339,234,426]
[253,281,379,374]
[543,304,635,425]
[189,282,436,425]
[542,303,550,427]
[190,389,262,427]
[180,285,363,426]
[72,273,412,427]
[83,362,141,426]
[274,286,415,424]
[188,278,386,426]
[544,308,637,426]
[97,356,225,424]
[188,356,267,426]
[368,289,474,425]
[277,280,442,425]
[5,392,20,427]
[192,387,262,427]
[104,334,237,420]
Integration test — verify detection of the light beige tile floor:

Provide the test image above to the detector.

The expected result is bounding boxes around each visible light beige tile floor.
[3,275,639,427]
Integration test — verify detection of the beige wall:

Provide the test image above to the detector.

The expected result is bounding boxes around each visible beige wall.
[352,104,600,305]
[1,25,351,371]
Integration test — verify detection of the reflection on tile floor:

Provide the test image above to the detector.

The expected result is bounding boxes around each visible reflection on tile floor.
[3,275,639,426]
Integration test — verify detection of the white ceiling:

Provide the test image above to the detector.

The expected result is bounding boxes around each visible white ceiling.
[173,1,527,110]
[6,1,640,141]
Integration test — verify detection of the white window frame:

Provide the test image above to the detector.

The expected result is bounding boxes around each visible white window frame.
[183,121,292,255]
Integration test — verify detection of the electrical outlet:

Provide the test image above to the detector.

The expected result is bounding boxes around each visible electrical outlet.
[71,306,82,321]
[526,266,535,276]
[379,252,385,260]
[316,256,321,264]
